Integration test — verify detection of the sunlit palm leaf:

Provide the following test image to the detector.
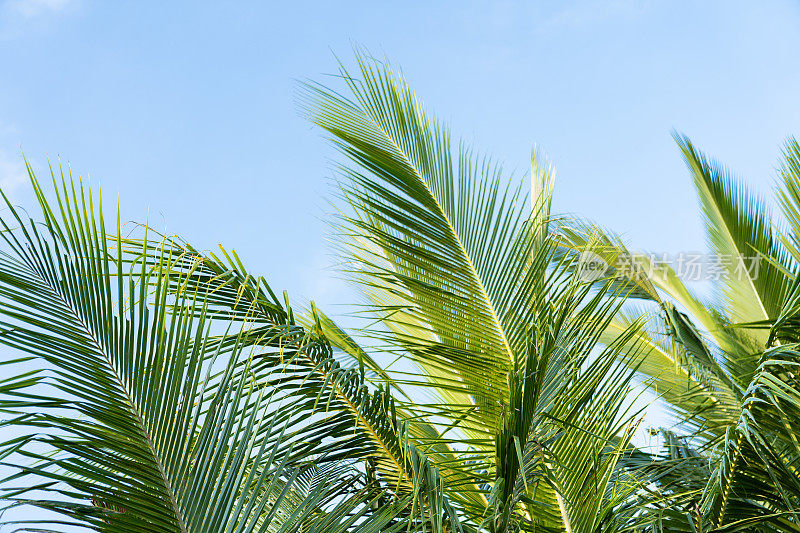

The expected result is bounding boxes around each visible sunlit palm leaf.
[675,134,790,343]
[298,52,542,442]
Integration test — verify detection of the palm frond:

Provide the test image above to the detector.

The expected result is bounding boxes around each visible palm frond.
[115,227,469,530]
[297,51,546,442]
[701,345,800,531]
[298,51,676,531]
[675,134,790,335]
[0,166,445,532]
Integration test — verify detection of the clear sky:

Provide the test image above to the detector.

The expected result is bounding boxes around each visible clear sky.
[3,0,800,313]
[1,0,800,527]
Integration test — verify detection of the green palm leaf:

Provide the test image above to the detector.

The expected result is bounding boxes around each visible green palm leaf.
[675,134,790,338]
[298,51,542,441]
[115,227,468,530]
[299,51,658,531]
[0,166,428,532]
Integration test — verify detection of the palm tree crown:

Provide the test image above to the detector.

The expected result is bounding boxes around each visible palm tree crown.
[1,52,800,532]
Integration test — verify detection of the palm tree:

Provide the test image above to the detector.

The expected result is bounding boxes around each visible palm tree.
[561,135,800,531]
[0,166,425,532]
[1,50,799,533]
[0,53,645,532]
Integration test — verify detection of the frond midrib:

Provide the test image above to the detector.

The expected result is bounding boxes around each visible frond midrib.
[302,346,413,487]
[33,264,188,533]
[605,320,734,412]
[689,154,771,323]
[352,98,515,365]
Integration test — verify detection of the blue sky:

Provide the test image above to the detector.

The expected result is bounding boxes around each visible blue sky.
[1,0,800,526]
[3,0,800,314]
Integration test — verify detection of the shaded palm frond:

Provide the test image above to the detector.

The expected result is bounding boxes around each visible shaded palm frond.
[116,227,469,530]
[700,346,800,532]
[0,166,447,532]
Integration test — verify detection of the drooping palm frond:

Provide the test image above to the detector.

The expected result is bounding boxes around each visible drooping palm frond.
[297,52,552,522]
[556,139,788,366]
[693,270,800,531]
[699,345,800,532]
[555,135,800,530]
[115,228,469,531]
[0,165,441,532]
[600,307,739,443]
[555,223,744,446]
